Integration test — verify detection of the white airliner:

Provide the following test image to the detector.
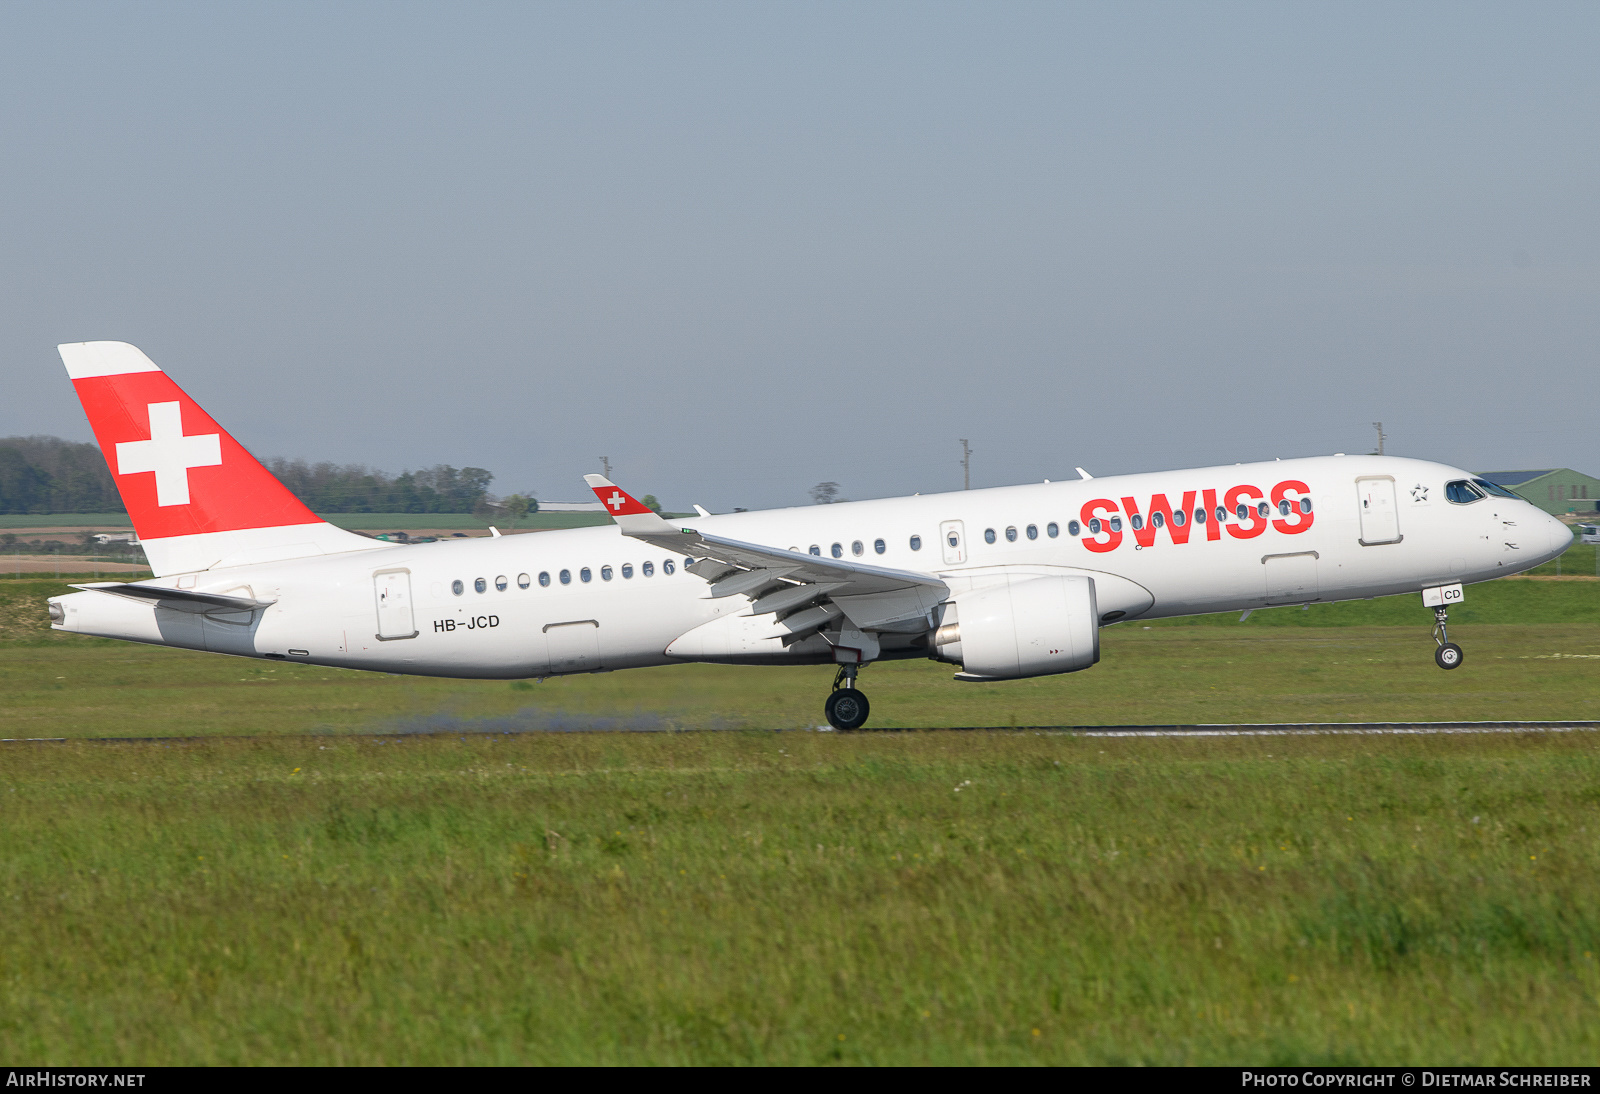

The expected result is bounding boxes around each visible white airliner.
[48,341,1571,729]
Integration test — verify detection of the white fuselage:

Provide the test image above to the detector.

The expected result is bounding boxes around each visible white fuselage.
[50,455,1570,679]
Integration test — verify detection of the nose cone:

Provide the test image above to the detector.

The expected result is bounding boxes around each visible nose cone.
[1545,512,1574,559]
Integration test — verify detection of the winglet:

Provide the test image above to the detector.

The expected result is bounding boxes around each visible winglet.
[584,475,682,537]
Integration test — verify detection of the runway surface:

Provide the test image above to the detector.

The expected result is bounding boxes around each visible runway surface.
[6,720,1600,743]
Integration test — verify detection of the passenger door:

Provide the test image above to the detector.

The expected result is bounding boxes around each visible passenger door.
[373,569,417,640]
[1356,477,1402,545]
[939,520,966,565]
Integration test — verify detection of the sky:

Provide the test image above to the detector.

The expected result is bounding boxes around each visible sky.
[2,1,1598,511]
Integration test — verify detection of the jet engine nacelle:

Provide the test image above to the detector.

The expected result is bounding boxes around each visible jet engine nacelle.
[930,575,1100,680]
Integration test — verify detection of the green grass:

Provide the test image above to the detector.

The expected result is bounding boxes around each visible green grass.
[1,731,1596,1064]
[4,578,1600,1063]
[0,513,132,528]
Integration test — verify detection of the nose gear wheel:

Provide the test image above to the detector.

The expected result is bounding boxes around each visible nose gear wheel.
[1432,606,1464,670]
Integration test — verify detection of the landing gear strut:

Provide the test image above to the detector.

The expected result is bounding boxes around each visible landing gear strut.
[825,664,871,730]
[1432,606,1464,670]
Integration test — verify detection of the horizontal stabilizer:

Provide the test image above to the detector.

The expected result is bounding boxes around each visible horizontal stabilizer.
[71,581,275,614]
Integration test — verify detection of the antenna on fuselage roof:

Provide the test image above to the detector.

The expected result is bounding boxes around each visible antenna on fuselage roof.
[1075,467,1093,480]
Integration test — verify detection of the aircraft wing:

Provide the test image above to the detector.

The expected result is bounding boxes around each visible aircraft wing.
[584,475,948,630]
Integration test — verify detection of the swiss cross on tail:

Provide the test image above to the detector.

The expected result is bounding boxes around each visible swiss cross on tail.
[59,341,321,541]
[116,401,222,506]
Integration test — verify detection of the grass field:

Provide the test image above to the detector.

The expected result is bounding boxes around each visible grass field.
[2,576,1599,1063]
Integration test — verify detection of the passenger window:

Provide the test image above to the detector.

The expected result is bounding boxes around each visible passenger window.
[538,572,550,587]
[910,535,922,551]
[1236,504,1248,520]
[1278,500,1291,516]
[1172,510,1186,527]
[474,577,487,594]
[1026,524,1038,540]
[1057,522,1070,537]
[874,538,886,554]
[831,543,843,558]
[1152,512,1165,528]
[451,579,464,596]
[642,562,655,577]
[601,565,613,581]
[1129,514,1144,531]
[1300,498,1313,514]
[494,575,508,591]
[852,540,864,556]
[1005,526,1017,542]
[984,528,996,544]
[517,573,530,589]
[1257,501,1270,518]
[1110,517,1123,532]
[1216,507,1227,522]
[1195,509,1206,524]
[622,563,633,579]
[809,545,821,556]
[1446,480,1484,504]
[559,569,571,585]
[664,560,676,575]
[1089,518,1102,535]
[580,567,592,583]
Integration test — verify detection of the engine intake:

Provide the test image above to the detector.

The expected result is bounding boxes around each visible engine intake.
[930,575,1100,680]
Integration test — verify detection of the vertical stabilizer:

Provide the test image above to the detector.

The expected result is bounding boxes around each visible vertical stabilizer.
[59,341,384,575]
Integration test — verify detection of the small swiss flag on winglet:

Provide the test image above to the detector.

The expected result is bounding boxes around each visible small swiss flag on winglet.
[583,475,655,516]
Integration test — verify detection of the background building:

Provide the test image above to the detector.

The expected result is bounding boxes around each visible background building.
[1476,469,1600,516]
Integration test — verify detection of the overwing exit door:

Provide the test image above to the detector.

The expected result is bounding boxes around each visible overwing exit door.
[1357,477,1402,545]
[939,520,966,565]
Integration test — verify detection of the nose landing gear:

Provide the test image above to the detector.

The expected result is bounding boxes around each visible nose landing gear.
[824,665,871,730]
[1432,606,1464,670]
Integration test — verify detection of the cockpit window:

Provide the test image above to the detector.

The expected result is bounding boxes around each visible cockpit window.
[1472,478,1522,500]
[1446,480,1486,504]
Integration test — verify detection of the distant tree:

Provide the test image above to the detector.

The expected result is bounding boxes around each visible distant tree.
[810,482,842,505]
[0,435,502,516]
[501,494,536,528]
[640,494,665,515]
[265,459,494,514]
[0,436,123,514]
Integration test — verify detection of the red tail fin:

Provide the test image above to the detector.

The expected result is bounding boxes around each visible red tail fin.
[60,341,378,575]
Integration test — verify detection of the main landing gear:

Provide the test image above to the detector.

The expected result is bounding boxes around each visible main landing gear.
[1432,606,1464,670]
[825,665,871,730]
